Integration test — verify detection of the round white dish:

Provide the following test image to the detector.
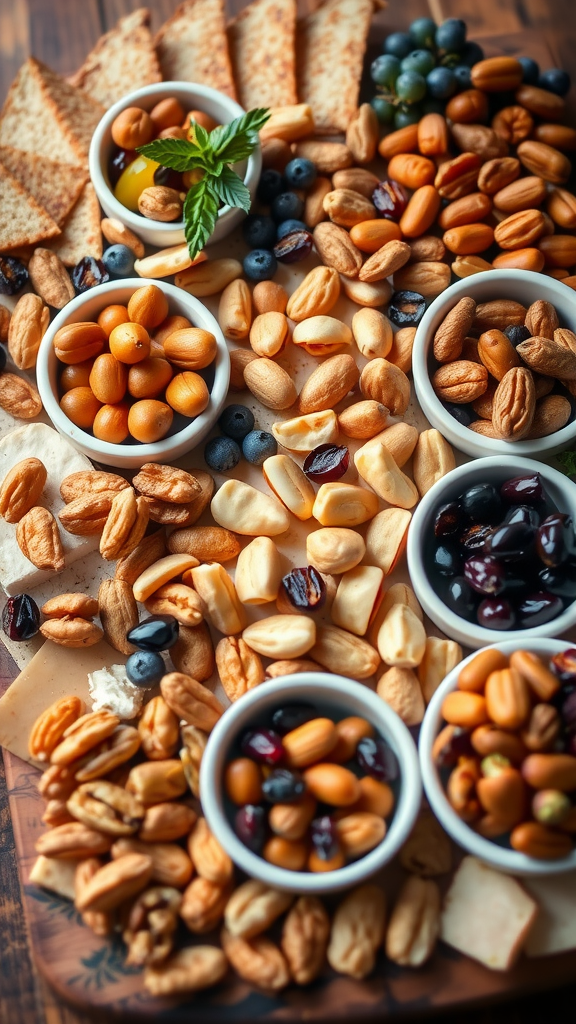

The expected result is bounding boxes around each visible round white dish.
[407,455,576,648]
[36,278,230,469]
[200,672,422,894]
[89,81,262,248]
[419,637,576,876]
[412,269,576,459]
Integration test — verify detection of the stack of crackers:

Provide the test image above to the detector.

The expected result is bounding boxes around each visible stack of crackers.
[0,0,383,264]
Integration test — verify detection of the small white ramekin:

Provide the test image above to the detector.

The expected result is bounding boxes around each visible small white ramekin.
[407,455,576,648]
[200,673,422,894]
[89,82,262,248]
[412,269,576,459]
[36,278,229,470]
[420,637,576,877]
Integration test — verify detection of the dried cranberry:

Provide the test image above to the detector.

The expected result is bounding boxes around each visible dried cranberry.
[271,703,316,735]
[433,725,473,767]
[434,501,463,538]
[518,591,563,628]
[372,179,408,220]
[560,689,576,733]
[72,256,110,293]
[154,165,184,190]
[504,505,541,528]
[477,597,515,630]
[503,325,531,347]
[356,736,398,781]
[234,804,266,852]
[433,542,461,577]
[536,513,576,567]
[303,443,349,482]
[0,256,28,296]
[262,768,306,803]
[310,815,339,860]
[387,290,426,326]
[2,594,40,641]
[273,230,313,263]
[444,577,478,620]
[551,648,576,684]
[484,522,535,561]
[108,146,136,185]
[500,473,544,504]
[241,728,284,765]
[464,556,506,595]
[281,566,326,611]
[460,483,502,523]
[459,523,494,553]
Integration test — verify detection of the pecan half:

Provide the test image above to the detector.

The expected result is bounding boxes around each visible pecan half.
[75,852,154,913]
[215,636,265,702]
[385,875,441,966]
[160,672,224,732]
[327,884,386,979]
[50,711,120,765]
[123,886,182,966]
[138,696,180,761]
[67,780,145,836]
[144,946,228,997]
[100,487,149,560]
[223,880,292,939]
[132,463,201,504]
[181,877,232,934]
[28,696,85,762]
[281,896,330,985]
[187,817,233,885]
[16,507,65,572]
[35,822,113,859]
[221,929,290,992]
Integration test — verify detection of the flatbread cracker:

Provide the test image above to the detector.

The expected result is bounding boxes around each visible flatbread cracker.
[69,8,162,108]
[296,0,376,134]
[155,0,237,100]
[0,146,87,226]
[228,0,297,110]
[46,182,102,267]
[0,58,103,169]
[0,161,60,250]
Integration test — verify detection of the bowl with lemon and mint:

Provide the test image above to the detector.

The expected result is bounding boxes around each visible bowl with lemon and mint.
[89,82,265,250]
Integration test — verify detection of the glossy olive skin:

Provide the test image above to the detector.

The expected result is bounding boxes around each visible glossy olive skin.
[484,522,536,561]
[271,703,316,735]
[434,542,462,577]
[464,556,506,595]
[262,768,306,803]
[434,501,463,538]
[461,483,502,524]
[127,614,179,652]
[518,592,563,628]
[500,473,544,504]
[444,576,478,620]
[536,514,576,568]
[477,597,515,630]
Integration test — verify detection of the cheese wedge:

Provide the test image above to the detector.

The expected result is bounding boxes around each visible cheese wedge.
[29,856,79,901]
[440,856,538,971]
[524,872,576,956]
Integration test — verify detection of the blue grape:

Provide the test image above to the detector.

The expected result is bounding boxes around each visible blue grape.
[394,104,422,128]
[401,49,436,77]
[383,32,412,59]
[426,66,457,99]
[371,96,395,124]
[538,68,571,96]
[435,18,466,53]
[519,57,540,85]
[371,54,401,88]
[453,65,472,90]
[395,70,427,104]
[460,41,485,67]
[271,191,304,223]
[409,17,437,50]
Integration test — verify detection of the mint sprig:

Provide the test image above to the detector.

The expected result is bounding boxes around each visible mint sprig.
[138,107,269,260]
[557,449,576,477]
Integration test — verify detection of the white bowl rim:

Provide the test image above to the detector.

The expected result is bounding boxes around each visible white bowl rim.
[412,269,576,457]
[419,637,576,876]
[200,673,423,894]
[89,80,260,236]
[36,277,230,461]
[407,455,576,647]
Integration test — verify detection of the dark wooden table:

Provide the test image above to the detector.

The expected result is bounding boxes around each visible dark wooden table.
[2,0,576,1021]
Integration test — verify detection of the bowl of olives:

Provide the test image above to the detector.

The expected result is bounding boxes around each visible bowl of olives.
[412,269,576,459]
[407,456,576,648]
[200,673,422,894]
[89,81,262,248]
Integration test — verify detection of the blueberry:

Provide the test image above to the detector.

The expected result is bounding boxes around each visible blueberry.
[127,615,179,652]
[401,49,436,77]
[242,214,276,250]
[271,191,304,223]
[371,54,401,89]
[426,66,457,99]
[435,18,466,53]
[277,218,307,240]
[102,244,135,277]
[519,56,540,85]
[204,435,241,472]
[218,403,255,440]
[393,105,423,129]
[371,96,395,124]
[538,68,571,97]
[460,41,485,67]
[453,65,472,90]
[0,345,6,374]
[126,650,165,688]
[409,17,437,50]
[283,158,317,190]
[256,169,284,204]
[383,31,412,59]
[243,249,277,282]
[242,429,277,465]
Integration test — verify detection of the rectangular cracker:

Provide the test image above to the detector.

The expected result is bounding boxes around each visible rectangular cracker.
[68,8,162,109]
[0,146,87,226]
[228,0,297,110]
[155,0,237,100]
[0,161,60,250]
[46,182,102,267]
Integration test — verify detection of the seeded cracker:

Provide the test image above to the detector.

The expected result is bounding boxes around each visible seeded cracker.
[0,58,103,168]
[228,0,297,110]
[68,8,162,109]
[0,146,87,227]
[0,161,60,250]
[155,0,237,100]
[296,0,380,134]
[46,183,103,267]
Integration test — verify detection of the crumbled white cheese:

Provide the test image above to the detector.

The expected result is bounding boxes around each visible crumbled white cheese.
[88,665,144,720]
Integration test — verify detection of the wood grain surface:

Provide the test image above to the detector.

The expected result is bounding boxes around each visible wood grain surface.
[1,1,576,1023]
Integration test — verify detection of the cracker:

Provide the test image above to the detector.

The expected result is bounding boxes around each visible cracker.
[0,58,104,168]
[46,182,102,267]
[228,0,297,110]
[0,161,60,250]
[68,8,162,108]
[155,0,237,100]
[296,0,376,134]
[0,146,87,226]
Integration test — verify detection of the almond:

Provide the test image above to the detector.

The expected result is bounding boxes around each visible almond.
[433,296,476,363]
[132,464,201,504]
[323,189,374,228]
[515,84,565,120]
[473,300,527,332]
[58,491,120,535]
[408,236,446,263]
[337,401,390,439]
[526,394,572,438]
[477,329,521,380]
[16,507,65,572]
[313,222,363,278]
[525,300,559,339]
[303,176,332,227]
[517,335,576,380]
[0,457,47,523]
[393,261,451,298]
[167,526,241,563]
[438,192,492,231]
[249,312,289,357]
[378,124,419,159]
[218,279,252,341]
[243,358,298,411]
[98,579,138,655]
[8,293,49,370]
[332,168,379,199]
[360,359,410,416]
[517,140,571,184]
[298,354,359,414]
[492,366,536,439]
[351,308,393,359]
[294,141,353,174]
[417,113,449,156]
[470,57,523,92]
[28,249,75,309]
[432,361,488,403]
[285,266,340,322]
[358,240,411,283]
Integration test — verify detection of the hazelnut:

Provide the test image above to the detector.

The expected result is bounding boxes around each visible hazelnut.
[93,402,130,444]
[128,285,169,331]
[138,186,183,222]
[128,399,173,443]
[149,97,186,132]
[111,106,154,149]
[166,372,210,417]
[60,387,101,430]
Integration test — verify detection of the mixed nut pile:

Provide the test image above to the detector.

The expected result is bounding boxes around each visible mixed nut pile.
[433,646,576,858]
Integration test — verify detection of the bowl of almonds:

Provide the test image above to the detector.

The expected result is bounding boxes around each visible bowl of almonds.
[412,269,576,458]
[200,673,422,894]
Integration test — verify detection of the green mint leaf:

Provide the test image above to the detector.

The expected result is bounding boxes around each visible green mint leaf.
[183,176,219,261]
[209,166,251,212]
[137,138,208,172]
[190,122,210,151]
[557,449,576,476]
[210,107,270,162]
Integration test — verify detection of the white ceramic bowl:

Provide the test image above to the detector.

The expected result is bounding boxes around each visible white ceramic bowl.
[407,455,576,648]
[412,269,576,459]
[89,82,262,248]
[36,279,229,469]
[420,637,576,876]
[200,673,422,894]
